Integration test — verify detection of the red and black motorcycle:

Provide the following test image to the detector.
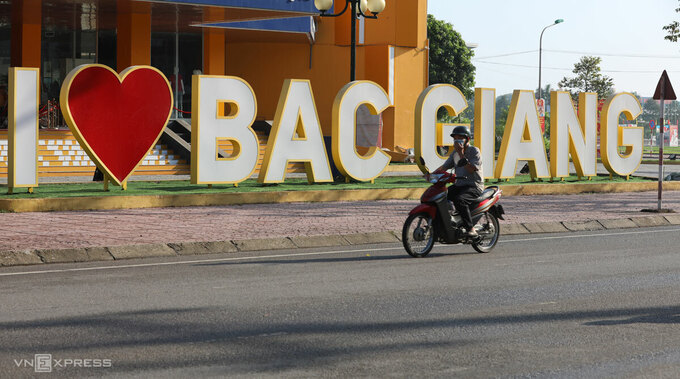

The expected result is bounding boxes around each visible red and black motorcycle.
[402,165,505,257]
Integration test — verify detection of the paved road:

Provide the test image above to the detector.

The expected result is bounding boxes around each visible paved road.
[1,226,680,378]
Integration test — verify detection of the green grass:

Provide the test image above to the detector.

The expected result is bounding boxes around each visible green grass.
[644,146,680,154]
[0,174,652,199]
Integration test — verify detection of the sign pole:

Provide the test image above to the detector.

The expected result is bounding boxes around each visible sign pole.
[651,70,676,212]
[658,93,664,211]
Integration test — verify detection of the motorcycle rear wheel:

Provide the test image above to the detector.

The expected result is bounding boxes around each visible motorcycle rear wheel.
[472,212,500,253]
[402,212,435,258]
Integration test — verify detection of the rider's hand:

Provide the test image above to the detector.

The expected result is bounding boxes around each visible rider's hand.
[454,140,465,156]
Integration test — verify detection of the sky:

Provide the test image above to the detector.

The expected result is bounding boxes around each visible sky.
[427,0,680,97]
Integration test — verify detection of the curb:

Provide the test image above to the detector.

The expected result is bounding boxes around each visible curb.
[2,181,680,213]
[2,215,679,268]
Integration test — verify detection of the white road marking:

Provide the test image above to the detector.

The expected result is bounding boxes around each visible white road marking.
[502,227,680,243]
[1,227,678,278]
[0,247,400,277]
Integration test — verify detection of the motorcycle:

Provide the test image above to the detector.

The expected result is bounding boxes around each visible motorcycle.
[402,164,505,257]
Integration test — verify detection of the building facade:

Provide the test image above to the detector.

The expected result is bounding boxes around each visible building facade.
[3,0,427,152]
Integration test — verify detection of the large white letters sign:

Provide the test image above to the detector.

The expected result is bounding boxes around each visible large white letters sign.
[474,88,496,179]
[332,81,391,181]
[9,64,651,191]
[600,93,643,176]
[550,92,598,178]
[258,79,332,183]
[415,84,468,173]
[191,75,259,184]
[495,90,549,179]
[8,67,39,193]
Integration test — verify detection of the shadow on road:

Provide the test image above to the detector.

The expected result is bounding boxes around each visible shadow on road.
[1,304,678,375]
[194,252,476,266]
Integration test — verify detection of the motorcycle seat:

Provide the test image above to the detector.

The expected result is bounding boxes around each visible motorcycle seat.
[474,186,499,203]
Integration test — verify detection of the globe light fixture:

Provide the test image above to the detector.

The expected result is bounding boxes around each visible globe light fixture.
[314,0,387,82]
[367,0,385,13]
[314,0,333,12]
[359,0,368,15]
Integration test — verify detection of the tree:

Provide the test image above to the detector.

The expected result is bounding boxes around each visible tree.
[427,14,476,98]
[535,84,553,108]
[494,93,513,151]
[666,100,680,125]
[641,98,660,124]
[663,1,680,42]
[558,56,614,101]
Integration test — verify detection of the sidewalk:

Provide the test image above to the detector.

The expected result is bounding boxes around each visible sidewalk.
[1,190,679,266]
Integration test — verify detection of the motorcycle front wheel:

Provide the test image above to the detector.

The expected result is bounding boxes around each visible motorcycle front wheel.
[472,212,500,253]
[402,212,435,258]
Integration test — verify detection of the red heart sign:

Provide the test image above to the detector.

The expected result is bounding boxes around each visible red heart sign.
[60,65,173,185]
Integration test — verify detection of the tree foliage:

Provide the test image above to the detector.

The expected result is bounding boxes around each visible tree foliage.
[535,84,553,107]
[558,56,614,100]
[663,2,680,42]
[666,100,680,124]
[641,98,661,124]
[427,14,476,98]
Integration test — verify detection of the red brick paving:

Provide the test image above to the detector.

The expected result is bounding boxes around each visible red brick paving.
[0,191,678,251]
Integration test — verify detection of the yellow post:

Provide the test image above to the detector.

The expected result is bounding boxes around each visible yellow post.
[103,174,110,191]
[122,180,128,190]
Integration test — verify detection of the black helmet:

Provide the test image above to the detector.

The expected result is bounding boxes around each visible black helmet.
[450,125,471,141]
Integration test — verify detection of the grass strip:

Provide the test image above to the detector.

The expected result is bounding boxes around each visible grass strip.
[0,174,652,199]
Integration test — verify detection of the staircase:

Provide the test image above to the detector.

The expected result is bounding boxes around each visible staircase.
[0,129,189,178]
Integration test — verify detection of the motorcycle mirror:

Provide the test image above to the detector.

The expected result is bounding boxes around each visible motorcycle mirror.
[418,156,430,174]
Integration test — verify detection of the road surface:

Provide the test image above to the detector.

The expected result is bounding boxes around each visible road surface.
[1,226,680,377]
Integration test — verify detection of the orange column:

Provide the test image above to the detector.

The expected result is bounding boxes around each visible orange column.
[10,0,41,68]
[203,8,226,75]
[117,0,151,71]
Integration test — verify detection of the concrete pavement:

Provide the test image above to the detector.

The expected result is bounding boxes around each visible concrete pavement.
[1,189,679,267]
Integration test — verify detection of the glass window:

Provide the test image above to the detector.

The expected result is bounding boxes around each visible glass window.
[41,3,112,128]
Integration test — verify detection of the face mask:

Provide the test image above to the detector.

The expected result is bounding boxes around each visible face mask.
[454,139,465,145]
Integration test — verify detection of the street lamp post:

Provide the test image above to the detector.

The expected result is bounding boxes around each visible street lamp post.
[538,19,564,100]
[314,0,386,82]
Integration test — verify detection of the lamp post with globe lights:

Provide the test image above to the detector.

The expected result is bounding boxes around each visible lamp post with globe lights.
[314,0,386,82]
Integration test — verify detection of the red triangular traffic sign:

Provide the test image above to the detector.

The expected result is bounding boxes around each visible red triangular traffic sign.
[653,70,677,100]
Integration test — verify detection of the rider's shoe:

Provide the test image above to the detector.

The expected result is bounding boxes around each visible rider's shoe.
[463,228,478,237]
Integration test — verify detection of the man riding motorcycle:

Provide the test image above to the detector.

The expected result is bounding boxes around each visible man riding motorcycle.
[434,125,484,237]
